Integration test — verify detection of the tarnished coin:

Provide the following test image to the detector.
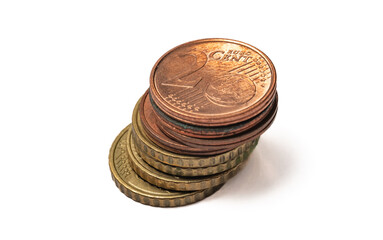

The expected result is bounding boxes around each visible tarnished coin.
[109,125,222,207]
[157,93,278,148]
[132,96,257,168]
[128,131,253,191]
[150,38,276,127]
[140,90,231,155]
[150,93,275,139]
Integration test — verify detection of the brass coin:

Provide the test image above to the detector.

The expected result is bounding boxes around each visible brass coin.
[132,97,256,168]
[150,38,277,127]
[128,132,253,191]
[133,131,259,177]
[109,125,222,207]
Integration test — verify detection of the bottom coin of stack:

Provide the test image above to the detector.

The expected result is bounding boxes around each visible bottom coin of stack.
[109,94,264,207]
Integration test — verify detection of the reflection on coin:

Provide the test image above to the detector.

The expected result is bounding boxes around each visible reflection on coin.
[109,125,222,207]
[205,73,256,106]
[150,38,276,126]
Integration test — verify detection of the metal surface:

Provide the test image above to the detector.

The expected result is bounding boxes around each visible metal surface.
[134,132,259,177]
[150,38,276,126]
[109,38,278,207]
[150,93,275,139]
[158,93,278,148]
[139,90,234,155]
[128,131,253,191]
[109,125,222,207]
[132,98,258,168]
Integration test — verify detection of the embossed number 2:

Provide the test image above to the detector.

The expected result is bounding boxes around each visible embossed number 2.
[161,50,207,88]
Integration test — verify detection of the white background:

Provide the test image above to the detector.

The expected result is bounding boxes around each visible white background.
[1,1,382,239]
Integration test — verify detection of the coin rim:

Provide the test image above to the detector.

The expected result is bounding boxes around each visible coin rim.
[109,125,223,207]
[158,93,278,147]
[133,131,259,177]
[149,92,274,138]
[149,38,277,126]
[132,95,256,168]
[140,90,235,155]
[128,131,254,191]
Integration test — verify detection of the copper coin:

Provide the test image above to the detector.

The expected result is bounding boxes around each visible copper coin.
[150,38,276,127]
[150,91,276,139]
[138,90,234,156]
[132,99,258,168]
[158,93,278,149]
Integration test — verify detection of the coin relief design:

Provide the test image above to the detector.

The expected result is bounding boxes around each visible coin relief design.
[205,73,255,106]
[153,39,273,115]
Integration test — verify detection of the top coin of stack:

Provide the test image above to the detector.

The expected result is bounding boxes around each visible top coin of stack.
[109,38,278,207]
[146,38,277,156]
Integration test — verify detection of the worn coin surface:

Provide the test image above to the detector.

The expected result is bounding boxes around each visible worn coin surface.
[128,131,254,191]
[132,96,256,168]
[150,93,275,139]
[139,90,233,155]
[109,125,222,207]
[134,131,259,177]
[158,93,278,148]
[150,38,276,127]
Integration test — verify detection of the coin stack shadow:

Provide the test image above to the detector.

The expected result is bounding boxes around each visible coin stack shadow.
[109,39,278,207]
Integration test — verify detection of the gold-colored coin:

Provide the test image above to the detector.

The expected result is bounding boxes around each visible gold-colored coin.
[133,131,259,177]
[132,97,256,168]
[109,125,222,207]
[128,132,253,191]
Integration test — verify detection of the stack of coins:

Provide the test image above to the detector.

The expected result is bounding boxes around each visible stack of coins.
[109,39,278,207]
